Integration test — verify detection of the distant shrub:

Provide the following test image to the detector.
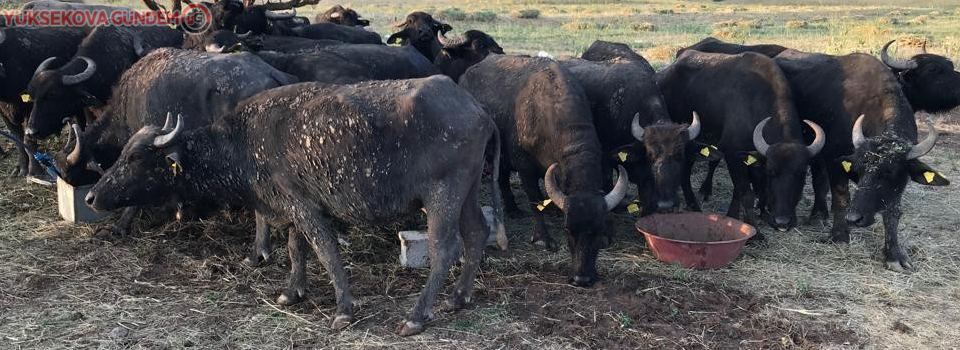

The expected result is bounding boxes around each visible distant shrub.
[928,11,941,16]
[711,28,741,40]
[810,16,828,23]
[514,9,540,19]
[888,10,909,16]
[469,11,497,22]
[655,9,673,14]
[785,20,809,29]
[631,22,656,31]
[714,20,760,29]
[437,7,467,21]
[644,45,681,62]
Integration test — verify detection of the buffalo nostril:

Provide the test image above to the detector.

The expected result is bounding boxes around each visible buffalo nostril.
[845,212,862,224]
[775,216,791,225]
[84,192,95,206]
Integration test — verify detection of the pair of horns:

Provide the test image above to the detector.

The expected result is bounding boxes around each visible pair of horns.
[543,164,629,213]
[852,115,937,160]
[154,112,184,148]
[752,117,825,156]
[630,112,700,141]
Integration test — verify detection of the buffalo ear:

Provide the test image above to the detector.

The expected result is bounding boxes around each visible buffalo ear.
[908,160,950,186]
[386,31,405,45]
[75,89,100,106]
[610,144,642,164]
[690,142,723,161]
[166,151,183,176]
[738,151,763,167]
[358,19,370,27]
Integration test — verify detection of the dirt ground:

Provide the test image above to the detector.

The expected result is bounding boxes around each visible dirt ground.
[1,111,957,349]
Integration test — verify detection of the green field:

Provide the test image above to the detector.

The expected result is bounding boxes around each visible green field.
[1,0,959,349]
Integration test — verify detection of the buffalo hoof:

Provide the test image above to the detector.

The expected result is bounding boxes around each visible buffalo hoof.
[242,252,271,267]
[276,289,305,306]
[330,314,354,330]
[444,295,470,312]
[884,248,914,272]
[396,320,425,336]
[96,224,129,238]
[531,237,558,252]
[830,229,850,244]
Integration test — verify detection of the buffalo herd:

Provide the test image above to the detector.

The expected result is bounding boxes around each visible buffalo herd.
[1,0,957,336]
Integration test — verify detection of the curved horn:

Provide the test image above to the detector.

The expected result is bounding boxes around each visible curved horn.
[881,40,918,70]
[604,165,630,212]
[62,57,97,85]
[752,117,772,156]
[153,113,184,148]
[851,115,867,149]
[687,111,701,140]
[543,163,568,212]
[920,41,927,54]
[265,9,296,20]
[161,112,175,132]
[132,34,146,57]
[437,31,466,48]
[66,123,83,167]
[804,119,825,156]
[236,30,252,38]
[906,116,938,160]
[630,113,644,141]
[34,57,58,76]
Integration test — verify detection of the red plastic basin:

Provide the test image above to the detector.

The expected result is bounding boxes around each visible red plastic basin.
[635,212,756,269]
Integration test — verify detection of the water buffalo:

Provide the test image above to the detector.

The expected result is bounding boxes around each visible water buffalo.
[438,30,629,287]
[315,5,369,27]
[86,75,504,336]
[387,12,453,62]
[658,51,825,231]
[0,27,86,180]
[880,40,960,113]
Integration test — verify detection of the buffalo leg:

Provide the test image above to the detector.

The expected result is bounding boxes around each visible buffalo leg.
[681,157,702,212]
[447,177,487,311]
[398,190,462,336]
[518,169,555,250]
[698,159,721,201]
[243,213,273,266]
[881,206,912,271]
[295,211,354,330]
[826,164,851,242]
[499,167,523,217]
[748,166,768,219]
[806,159,830,226]
[97,207,138,236]
[278,227,308,305]
[725,160,758,227]
[1,114,29,177]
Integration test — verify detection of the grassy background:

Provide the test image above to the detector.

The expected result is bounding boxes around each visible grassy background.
[2,0,960,349]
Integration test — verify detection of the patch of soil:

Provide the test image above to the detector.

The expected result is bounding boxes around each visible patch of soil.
[497,269,859,349]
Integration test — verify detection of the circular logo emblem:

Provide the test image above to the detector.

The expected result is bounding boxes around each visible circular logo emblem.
[180,4,212,34]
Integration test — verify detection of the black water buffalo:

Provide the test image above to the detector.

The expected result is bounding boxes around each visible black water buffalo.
[880,40,960,113]
[315,5,369,27]
[56,48,296,234]
[193,30,342,54]
[657,51,825,231]
[387,12,453,62]
[771,49,947,270]
[678,37,789,58]
[434,30,504,82]
[438,30,629,287]
[572,40,713,215]
[26,26,183,139]
[290,22,382,45]
[86,76,504,337]
[255,44,437,83]
[0,27,86,179]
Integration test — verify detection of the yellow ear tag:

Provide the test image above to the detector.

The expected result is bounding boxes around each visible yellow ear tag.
[743,154,757,166]
[536,199,552,211]
[168,23,177,29]
[924,171,936,183]
[626,202,640,214]
[171,162,182,176]
[841,161,852,173]
[699,147,710,157]
[20,94,31,103]
[617,151,628,163]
